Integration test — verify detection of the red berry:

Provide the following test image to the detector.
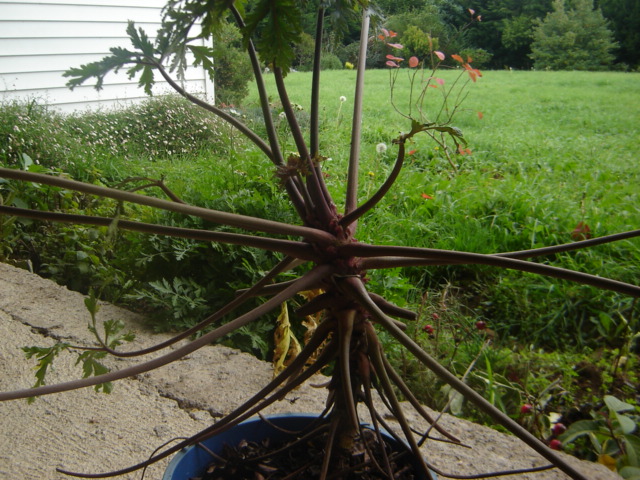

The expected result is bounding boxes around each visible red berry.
[475,320,487,330]
[423,324,434,335]
[552,423,567,436]
[549,439,562,450]
[431,313,440,320]
[520,404,533,414]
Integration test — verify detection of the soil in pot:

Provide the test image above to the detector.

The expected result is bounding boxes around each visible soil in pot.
[164,414,432,480]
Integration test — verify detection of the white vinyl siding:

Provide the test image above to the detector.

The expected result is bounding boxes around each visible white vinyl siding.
[0,0,214,112]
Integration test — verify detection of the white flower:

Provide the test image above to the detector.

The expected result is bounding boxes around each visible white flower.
[278,111,286,119]
[340,96,347,102]
[376,143,387,154]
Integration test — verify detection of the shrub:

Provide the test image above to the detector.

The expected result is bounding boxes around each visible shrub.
[210,22,254,105]
[319,53,344,71]
[1,96,225,171]
[530,0,617,71]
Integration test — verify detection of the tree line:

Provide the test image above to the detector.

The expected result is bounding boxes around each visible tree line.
[296,0,638,71]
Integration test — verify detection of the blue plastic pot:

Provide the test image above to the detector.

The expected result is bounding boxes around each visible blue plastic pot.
[163,413,436,479]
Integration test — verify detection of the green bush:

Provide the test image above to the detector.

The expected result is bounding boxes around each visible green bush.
[530,0,617,71]
[319,53,344,71]
[210,22,254,105]
[292,32,316,71]
[0,99,81,169]
[1,96,225,172]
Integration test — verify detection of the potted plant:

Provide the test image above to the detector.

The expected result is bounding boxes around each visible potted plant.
[0,1,638,479]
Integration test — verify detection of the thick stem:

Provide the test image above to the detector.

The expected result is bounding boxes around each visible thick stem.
[274,67,334,225]
[0,168,334,244]
[365,322,434,480]
[229,5,308,220]
[348,244,640,297]
[310,8,324,158]
[337,309,358,432]
[340,137,406,228]
[344,9,371,220]
[495,229,640,259]
[0,205,318,261]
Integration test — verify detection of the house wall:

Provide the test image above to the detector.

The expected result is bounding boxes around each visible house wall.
[0,0,214,112]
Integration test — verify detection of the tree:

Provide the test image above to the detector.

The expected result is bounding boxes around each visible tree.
[597,0,640,69]
[456,0,553,69]
[530,0,617,70]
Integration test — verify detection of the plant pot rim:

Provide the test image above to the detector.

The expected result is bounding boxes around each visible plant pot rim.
[163,412,436,479]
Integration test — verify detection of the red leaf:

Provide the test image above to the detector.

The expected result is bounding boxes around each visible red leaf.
[477,15,482,21]
[571,222,591,240]
[468,8,475,15]
[451,54,464,64]
[387,43,404,49]
[388,30,398,38]
[477,111,484,120]
[385,60,399,68]
[467,55,473,63]
[421,193,434,200]
[381,28,390,38]
[378,34,385,41]
[434,50,445,61]
[409,56,419,68]
[386,54,404,62]
[408,149,417,155]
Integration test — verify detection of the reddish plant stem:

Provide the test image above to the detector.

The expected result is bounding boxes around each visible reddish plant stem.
[343,275,590,480]
[349,244,640,297]
[0,168,333,244]
[0,205,319,261]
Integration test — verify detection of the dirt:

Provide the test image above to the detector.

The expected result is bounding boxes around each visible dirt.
[0,262,621,480]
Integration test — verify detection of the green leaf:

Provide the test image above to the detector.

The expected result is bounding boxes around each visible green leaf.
[22,343,71,402]
[138,65,156,96]
[559,419,602,444]
[188,45,216,81]
[623,434,640,467]
[20,153,33,170]
[243,0,303,74]
[620,466,640,480]
[126,21,155,57]
[616,413,638,435]
[606,395,636,413]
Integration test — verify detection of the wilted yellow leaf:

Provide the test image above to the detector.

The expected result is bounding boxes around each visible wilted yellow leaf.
[598,454,617,471]
[273,303,301,377]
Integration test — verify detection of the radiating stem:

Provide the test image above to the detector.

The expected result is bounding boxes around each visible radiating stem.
[152,60,273,160]
[345,9,371,220]
[365,322,434,480]
[348,244,640,297]
[343,276,590,480]
[310,8,324,158]
[0,205,318,261]
[0,168,334,244]
[340,137,406,228]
